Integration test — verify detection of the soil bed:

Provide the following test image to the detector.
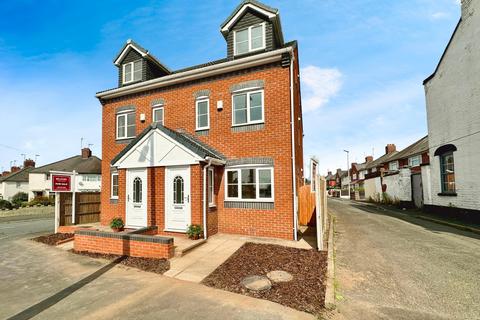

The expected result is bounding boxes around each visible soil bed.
[72,250,170,274]
[202,242,328,314]
[32,233,74,246]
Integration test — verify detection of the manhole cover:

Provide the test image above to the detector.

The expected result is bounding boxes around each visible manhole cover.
[267,270,293,282]
[241,275,272,291]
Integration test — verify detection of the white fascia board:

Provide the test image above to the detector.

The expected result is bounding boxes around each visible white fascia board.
[112,129,204,168]
[221,4,276,32]
[97,47,291,100]
[114,43,148,66]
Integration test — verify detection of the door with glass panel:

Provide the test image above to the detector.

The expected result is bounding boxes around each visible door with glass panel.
[126,168,148,227]
[165,166,191,231]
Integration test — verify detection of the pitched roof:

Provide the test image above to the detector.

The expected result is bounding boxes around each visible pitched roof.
[113,39,171,74]
[30,155,102,175]
[96,41,297,97]
[0,167,34,183]
[220,0,284,46]
[388,136,429,162]
[423,19,461,85]
[365,151,399,170]
[111,123,225,165]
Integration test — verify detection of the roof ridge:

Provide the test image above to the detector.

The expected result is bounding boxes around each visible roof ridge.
[31,155,81,172]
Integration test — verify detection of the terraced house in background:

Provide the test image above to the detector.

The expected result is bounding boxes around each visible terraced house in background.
[95,0,304,240]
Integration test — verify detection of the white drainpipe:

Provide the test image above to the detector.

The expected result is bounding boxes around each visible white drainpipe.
[202,156,226,239]
[289,48,298,241]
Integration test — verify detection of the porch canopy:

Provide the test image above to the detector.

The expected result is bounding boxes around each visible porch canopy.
[111,123,225,168]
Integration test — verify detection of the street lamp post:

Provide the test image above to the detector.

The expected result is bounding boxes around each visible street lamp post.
[343,150,350,199]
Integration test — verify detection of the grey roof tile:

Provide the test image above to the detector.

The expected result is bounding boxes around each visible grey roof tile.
[30,156,102,174]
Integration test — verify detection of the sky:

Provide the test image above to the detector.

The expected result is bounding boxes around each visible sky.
[0,0,461,175]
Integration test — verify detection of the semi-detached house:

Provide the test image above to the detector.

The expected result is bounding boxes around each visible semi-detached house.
[95,0,304,240]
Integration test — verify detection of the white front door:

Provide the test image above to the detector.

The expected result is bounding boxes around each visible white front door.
[126,168,148,228]
[165,166,191,231]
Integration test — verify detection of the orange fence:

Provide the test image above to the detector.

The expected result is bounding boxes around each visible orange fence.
[298,184,316,226]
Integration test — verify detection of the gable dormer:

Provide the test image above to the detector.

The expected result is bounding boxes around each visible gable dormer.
[114,39,171,87]
[221,0,285,59]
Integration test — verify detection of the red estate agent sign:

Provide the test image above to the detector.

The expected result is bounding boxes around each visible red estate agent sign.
[52,175,72,192]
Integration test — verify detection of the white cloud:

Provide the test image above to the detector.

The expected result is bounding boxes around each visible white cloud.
[431,11,449,19]
[301,66,342,112]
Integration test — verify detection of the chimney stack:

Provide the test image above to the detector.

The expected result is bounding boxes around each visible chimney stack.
[327,171,332,176]
[81,148,92,159]
[2,171,10,177]
[385,144,396,154]
[11,166,20,173]
[461,0,473,19]
[23,159,35,168]
[365,156,373,163]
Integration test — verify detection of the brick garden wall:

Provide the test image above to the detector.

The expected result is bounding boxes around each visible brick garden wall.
[74,230,174,259]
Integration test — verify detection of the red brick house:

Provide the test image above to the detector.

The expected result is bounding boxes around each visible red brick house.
[95,0,304,241]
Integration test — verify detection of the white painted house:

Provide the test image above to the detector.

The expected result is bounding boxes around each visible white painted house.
[28,148,102,200]
[423,0,480,219]
[0,160,36,201]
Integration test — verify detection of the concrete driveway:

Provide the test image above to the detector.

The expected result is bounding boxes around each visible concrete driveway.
[0,216,313,320]
[328,199,480,320]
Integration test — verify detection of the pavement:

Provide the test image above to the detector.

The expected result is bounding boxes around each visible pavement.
[327,198,480,320]
[0,215,314,320]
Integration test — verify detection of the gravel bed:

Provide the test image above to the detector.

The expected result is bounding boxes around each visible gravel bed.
[71,250,170,274]
[32,233,74,245]
[202,242,328,314]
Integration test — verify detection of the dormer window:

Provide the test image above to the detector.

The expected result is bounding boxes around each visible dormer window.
[123,60,142,84]
[234,23,265,56]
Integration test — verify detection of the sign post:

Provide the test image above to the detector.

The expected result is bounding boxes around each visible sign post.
[51,170,77,227]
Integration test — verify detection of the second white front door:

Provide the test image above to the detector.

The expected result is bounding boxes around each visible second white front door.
[165,166,191,231]
[126,168,148,228]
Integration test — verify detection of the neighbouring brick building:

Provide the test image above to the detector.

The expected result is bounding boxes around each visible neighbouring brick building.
[422,0,480,222]
[95,0,304,240]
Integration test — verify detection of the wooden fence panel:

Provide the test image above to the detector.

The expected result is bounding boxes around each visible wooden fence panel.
[59,192,100,226]
[298,184,316,226]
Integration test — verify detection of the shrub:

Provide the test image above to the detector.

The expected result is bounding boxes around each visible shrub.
[110,217,124,229]
[186,224,203,239]
[0,199,12,210]
[11,192,28,207]
[28,196,54,206]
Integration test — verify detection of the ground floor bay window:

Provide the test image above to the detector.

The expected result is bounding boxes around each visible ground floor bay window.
[225,167,274,202]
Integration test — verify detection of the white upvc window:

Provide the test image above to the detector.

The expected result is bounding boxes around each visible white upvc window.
[116,111,136,139]
[152,106,164,125]
[225,166,274,202]
[232,89,264,126]
[82,175,101,182]
[234,23,266,55]
[408,155,421,167]
[123,60,142,84]
[389,161,399,171]
[111,173,119,199]
[196,97,210,130]
[208,168,215,207]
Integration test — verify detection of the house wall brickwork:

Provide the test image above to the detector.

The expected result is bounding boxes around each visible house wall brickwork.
[100,57,302,240]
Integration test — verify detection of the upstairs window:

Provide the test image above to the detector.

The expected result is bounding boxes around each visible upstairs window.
[232,90,264,126]
[440,152,455,193]
[117,111,136,140]
[408,155,421,167]
[123,60,142,84]
[226,167,274,202]
[389,161,399,171]
[234,23,265,55]
[196,97,210,130]
[152,106,164,125]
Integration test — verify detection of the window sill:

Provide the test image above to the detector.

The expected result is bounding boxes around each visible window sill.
[116,137,135,144]
[231,123,265,133]
[110,198,119,204]
[438,192,457,197]
[195,129,209,136]
[224,201,274,210]
[232,121,264,128]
